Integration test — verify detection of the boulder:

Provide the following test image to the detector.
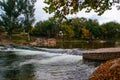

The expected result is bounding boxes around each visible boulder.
[47,38,56,46]
[30,42,38,46]
[89,58,120,80]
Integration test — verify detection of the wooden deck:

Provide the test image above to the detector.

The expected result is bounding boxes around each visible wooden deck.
[83,47,120,61]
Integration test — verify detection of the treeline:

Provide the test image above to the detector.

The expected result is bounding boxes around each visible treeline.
[0,0,36,41]
[31,17,120,40]
[0,16,120,40]
[0,0,120,41]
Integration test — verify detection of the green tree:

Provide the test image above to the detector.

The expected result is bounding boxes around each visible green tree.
[21,0,36,41]
[0,0,23,39]
[44,0,112,20]
[101,22,120,39]
[35,21,45,37]
[71,17,87,39]
[33,19,59,38]
[86,19,100,39]
[61,22,74,40]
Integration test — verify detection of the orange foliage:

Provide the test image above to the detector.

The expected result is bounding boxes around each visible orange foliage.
[89,58,120,80]
[81,28,92,39]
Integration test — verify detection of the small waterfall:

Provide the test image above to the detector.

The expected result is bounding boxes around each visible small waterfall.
[0,46,96,80]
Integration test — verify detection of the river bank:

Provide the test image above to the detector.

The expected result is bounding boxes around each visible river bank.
[0,33,120,48]
[1,34,120,60]
[0,38,120,49]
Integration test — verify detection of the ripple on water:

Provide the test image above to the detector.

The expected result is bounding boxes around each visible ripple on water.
[0,48,96,80]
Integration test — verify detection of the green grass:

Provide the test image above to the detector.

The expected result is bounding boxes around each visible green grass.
[112,38,120,41]
[12,33,37,44]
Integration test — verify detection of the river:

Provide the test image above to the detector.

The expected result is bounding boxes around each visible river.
[0,46,98,80]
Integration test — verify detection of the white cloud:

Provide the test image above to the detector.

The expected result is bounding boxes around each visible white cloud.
[98,6,120,24]
[34,0,53,23]
[35,0,120,24]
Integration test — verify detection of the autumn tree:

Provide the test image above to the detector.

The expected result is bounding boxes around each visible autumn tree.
[43,0,120,40]
[81,28,92,39]
[71,17,87,39]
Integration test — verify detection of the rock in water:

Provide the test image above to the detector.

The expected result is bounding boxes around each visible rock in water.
[89,58,120,80]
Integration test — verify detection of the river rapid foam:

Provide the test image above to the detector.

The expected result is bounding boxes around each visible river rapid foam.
[0,46,96,80]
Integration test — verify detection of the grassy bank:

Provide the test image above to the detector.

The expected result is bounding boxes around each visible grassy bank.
[0,33,120,47]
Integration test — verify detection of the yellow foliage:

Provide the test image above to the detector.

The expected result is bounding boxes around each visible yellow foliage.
[81,28,92,39]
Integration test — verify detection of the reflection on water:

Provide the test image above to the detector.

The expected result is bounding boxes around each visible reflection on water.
[0,48,97,80]
[56,41,116,49]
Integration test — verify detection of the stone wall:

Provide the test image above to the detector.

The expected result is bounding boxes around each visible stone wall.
[83,52,120,61]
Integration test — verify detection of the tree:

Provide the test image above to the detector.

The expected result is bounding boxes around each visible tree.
[81,28,92,39]
[0,0,23,39]
[21,0,36,41]
[101,22,120,39]
[61,22,74,40]
[86,19,100,39]
[33,19,59,38]
[71,17,87,39]
[0,25,4,34]
[44,0,112,20]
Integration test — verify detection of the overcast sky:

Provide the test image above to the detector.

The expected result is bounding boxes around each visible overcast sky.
[35,0,120,24]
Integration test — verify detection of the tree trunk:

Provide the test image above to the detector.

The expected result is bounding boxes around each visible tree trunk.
[9,35,12,40]
[8,31,12,40]
[27,32,31,41]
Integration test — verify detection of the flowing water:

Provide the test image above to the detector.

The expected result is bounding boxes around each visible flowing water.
[0,46,97,80]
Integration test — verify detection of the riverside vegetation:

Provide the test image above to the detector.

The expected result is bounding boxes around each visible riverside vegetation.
[0,17,120,42]
[0,0,120,80]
